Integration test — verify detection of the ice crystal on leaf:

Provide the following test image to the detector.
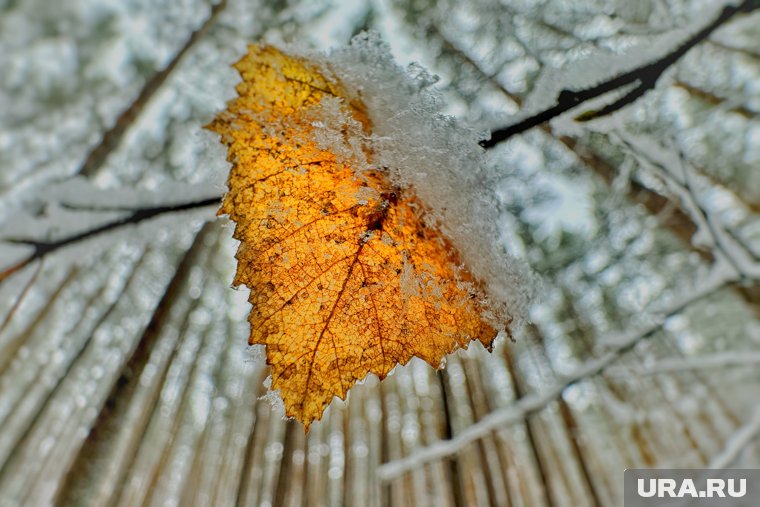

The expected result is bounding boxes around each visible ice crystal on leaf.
[209,35,534,428]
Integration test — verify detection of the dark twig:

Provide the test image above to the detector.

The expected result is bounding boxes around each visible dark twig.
[0,196,220,284]
[481,0,759,148]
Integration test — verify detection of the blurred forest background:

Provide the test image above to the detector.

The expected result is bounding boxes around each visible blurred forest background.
[1,0,760,505]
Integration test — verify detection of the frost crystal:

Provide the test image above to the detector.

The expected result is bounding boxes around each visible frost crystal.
[292,33,537,325]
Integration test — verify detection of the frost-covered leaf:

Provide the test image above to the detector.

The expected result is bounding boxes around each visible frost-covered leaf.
[210,43,526,428]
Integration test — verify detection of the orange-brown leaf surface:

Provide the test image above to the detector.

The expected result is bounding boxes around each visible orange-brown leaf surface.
[209,45,500,429]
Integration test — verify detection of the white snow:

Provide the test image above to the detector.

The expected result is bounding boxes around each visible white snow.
[285,33,538,326]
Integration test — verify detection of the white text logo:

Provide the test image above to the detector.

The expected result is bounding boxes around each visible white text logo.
[637,478,746,499]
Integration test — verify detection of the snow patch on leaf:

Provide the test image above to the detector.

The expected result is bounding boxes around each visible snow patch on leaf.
[291,32,537,324]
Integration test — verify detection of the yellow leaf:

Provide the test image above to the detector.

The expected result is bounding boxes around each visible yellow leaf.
[209,44,504,429]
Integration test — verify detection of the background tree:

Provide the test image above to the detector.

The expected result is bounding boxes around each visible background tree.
[1,0,759,505]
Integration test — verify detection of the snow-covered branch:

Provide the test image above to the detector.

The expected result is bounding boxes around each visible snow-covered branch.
[0,180,221,284]
[612,130,760,279]
[606,351,760,377]
[377,265,732,481]
[481,0,760,147]
[709,403,760,468]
